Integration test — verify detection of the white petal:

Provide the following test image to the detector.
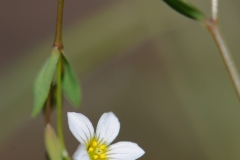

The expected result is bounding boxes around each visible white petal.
[67,112,94,145]
[107,142,145,160]
[96,112,120,145]
[73,144,90,160]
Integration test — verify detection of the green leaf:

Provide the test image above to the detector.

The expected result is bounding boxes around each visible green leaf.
[62,54,81,109]
[32,51,59,117]
[45,125,62,160]
[162,0,205,21]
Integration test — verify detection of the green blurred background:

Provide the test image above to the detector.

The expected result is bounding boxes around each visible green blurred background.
[1,0,240,159]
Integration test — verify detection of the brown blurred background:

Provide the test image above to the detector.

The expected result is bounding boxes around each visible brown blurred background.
[1,0,240,159]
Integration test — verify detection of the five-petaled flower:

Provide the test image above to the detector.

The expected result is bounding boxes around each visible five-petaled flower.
[68,112,145,160]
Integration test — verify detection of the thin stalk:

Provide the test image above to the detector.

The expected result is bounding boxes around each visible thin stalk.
[53,0,64,49]
[205,20,240,100]
[211,0,218,21]
[53,0,71,159]
[56,56,64,152]
[202,0,240,100]
[56,56,71,160]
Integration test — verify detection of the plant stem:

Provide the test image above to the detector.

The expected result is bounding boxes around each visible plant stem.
[205,19,240,100]
[56,55,70,160]
[55,0,65,149]
[211,0,218,21]
[203,0,240,100]
[54,0,70,159]
[56,55,64,150]
[53,0,64,49]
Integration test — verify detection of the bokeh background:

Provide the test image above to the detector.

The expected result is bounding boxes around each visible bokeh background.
[1,0,240,159]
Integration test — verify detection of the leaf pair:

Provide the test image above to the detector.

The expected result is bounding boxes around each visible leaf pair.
[32,50,81,117]
[162,0,205,21]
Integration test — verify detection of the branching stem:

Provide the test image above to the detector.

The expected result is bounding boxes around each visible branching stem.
[204,1,240,100]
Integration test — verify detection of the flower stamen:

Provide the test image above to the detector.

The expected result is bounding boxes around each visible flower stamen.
[100,145,105,149]
[88,147,94,152]
[93,155,98,159]
[93,141,98,147]
[87,139,107,159]
[100,154,105,159]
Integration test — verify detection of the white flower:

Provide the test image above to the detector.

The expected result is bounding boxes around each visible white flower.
[68,112,145,160]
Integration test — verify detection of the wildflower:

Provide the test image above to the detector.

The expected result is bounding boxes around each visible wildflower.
[68,112,145,160]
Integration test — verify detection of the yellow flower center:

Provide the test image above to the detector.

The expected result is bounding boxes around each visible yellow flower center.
[87,139,107,160]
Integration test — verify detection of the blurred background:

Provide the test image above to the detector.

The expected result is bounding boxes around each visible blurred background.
[1,0,240,159]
